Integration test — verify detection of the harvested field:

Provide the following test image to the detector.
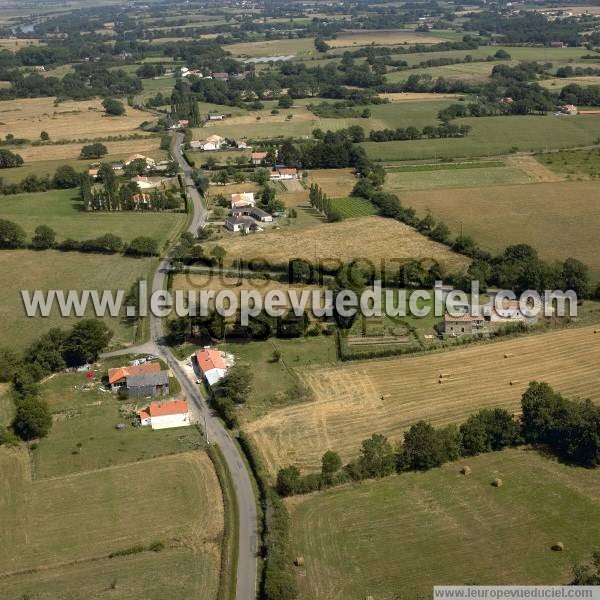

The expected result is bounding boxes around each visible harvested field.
[0,448,223,599]
[379,92,465,102]
[328,29,447,48]
[15,137,162,162]
[506,154,564,183]
[306,168,357,197]
[288,448,600,600]
[212,216,469,270]
[226,37,317,58]
[0,38,43,51]
[401,181,600,276]
[246,324,600,474]
[0,97,149,141]
[540,75,600,89]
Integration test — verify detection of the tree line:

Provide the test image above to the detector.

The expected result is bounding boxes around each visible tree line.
[276,381,600,497]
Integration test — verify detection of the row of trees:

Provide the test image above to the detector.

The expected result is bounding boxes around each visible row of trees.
[368,122,472,143]
[0,218,159,256]
[308,183,342,223]
[0,149,24,169]
[0,164,80,195]
[277,381,600,497]
[0,320,113,444]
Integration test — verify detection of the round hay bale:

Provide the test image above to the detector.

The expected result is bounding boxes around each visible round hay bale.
[460,466,471,475]
[492,478,503,487]
[294,556,305,567]
[504,353,514,359]
[509,380,520,386]
[551,542,564,552]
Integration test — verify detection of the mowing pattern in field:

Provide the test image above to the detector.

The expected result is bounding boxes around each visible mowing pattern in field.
[0,448,223,598]
[211,216,469,270]
[331,196,376,218]
[246,325,600,474]
[401,181,600,277]
[288,449,600,600]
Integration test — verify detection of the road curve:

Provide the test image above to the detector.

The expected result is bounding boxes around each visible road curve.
[152,136,258,600]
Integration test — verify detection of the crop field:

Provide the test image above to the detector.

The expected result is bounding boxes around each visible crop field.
[211,215,470,270]
[0,97,150,141]
[537,147,600,178]
[0,38,43,50]
[0,250,156,351]
[386,61,496,83]
[14,136,162,163]
[540,75,600,89]
[327,29,449,48]
[307,168,357,197]
[0,189,183,243]
[384,162,532,190]
[288,448,600,600]
[379,92,465,102]
[362,114,600,161]
[402,181,600,276]
[226,37,317,58]
[330,196,376,218]
[245,324,600,474]
[0,448,223,599]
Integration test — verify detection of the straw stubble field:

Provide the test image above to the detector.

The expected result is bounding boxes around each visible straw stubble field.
[246,325,600,474]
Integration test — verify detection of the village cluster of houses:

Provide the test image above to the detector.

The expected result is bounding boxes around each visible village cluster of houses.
[180,66,248,81]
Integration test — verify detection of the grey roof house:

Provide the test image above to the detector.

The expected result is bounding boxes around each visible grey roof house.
[126,371,170,398]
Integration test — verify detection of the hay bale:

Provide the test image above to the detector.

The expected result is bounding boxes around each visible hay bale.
[551,542,564,552]
[439,372,450,378]
[492,478,503,487]
[594,329,599,334]
[509,380,520,386]
[504,353,514,358]
[460,466,471,475]
[294,556,305,567]
[365,596,375,600]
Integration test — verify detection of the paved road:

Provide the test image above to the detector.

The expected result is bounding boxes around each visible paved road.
[116,136,259,600]
[172,132,206,235]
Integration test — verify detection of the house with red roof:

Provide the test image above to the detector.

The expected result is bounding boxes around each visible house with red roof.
[137,399,190,429]
[108,362,161,391]
[195,347,229,386]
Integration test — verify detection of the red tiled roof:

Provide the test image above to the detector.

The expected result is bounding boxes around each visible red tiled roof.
[195,349,226,373]
[147,399,188,417]
[108,362,160,385]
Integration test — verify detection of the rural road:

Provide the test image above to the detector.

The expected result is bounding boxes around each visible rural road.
[114,134,258,599]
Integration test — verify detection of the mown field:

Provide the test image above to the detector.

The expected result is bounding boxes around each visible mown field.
[288,448,600,600]
[0,448,223,599]
[0,250,156,350]
[0,189,184,243]
[537,147,600,178]
[327,29,450,48]
[226,37,317,58]
[0,97,149,141]
[246,324,600,474]
[402,181,600,277]
[210,215,469,271]
[362,114,600,161]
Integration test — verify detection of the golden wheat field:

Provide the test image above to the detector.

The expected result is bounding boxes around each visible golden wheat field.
[211,216,470,270]
[327,30,447,48]
[245,325,600,474]
[306,168,357,197]
[0,97,149,140]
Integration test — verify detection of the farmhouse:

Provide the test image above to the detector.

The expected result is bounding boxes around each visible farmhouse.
[560,104,578,115]
[132,175,159,190]
[132,192,152,205]
[208,113,225,121]
[231,192,255,208]
[225,214,263,233]
[107,362,161,391]
[191,134,226,151]
[127,371,170,398]
[270,167,298,180]
[137,399,190,429]
[88,168,99,179]
[236,140,250,149]
[212,72,229,81]
[442,313,486,337]
[251,151,268,165]
[124,154,156,167]
[195,347,229,386]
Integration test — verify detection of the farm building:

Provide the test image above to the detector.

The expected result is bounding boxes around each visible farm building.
[559,104,578,115]
[132,175,158,190]
[137,399,190,430]
[127,371,170,398]
[88,168,99,179]
[233,206,273,223]
[251,151,268,165]
[191,134,226,151]
[124,154,156,167]
[208,113,225,121]
[270,167,298,180]
[231,192,255,208]
[195,347,230,386]
[442,313,487,337]
[225,214,263,233]
[212,72,229,81]
[107,362,161,392]
[236,140,250,149]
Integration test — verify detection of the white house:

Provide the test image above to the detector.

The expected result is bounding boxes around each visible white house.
[270,167,298,180]
[190,134,226,151]
[208,113,225,121]
[230,192,255,208]
[195,348,229,386]
[225,215,262,233]
[249,207,273,222]
[137,399,190,430]
[251,151,267,165]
